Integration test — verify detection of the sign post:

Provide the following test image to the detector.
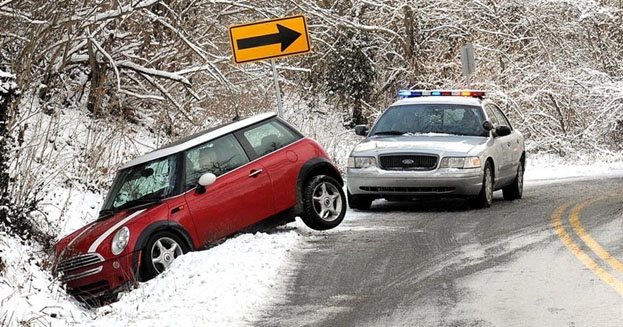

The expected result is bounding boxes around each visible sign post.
[229,15,312,117]
[460,43,475,89]
[270,60,284,117]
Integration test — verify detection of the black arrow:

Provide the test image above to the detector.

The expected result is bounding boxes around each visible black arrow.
[237,24,302,52]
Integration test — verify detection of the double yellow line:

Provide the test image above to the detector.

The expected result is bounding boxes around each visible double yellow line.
[551,196,623,296]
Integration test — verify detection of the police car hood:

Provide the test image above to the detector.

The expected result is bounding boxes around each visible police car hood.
[351,134,487,157]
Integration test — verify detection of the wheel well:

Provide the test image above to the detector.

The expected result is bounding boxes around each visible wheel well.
[304,165,343,187]
[161,228,193,252]
[486,157,495,180]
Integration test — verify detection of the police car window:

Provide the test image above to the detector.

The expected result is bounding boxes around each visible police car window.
[184,134,249,190]
[243,120,300,157]
[492,105,512,129]
[484,105,501,127]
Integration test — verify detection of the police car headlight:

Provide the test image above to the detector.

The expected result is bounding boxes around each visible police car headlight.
[440,157,481,169]
[348,156,377,168]
[111,226,130,255]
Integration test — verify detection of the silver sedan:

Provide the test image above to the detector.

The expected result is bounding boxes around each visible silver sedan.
[346,92,525,210]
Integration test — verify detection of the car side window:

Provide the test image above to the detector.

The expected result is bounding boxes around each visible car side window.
[484,105,501,127]
[242,120,301,157]
[492,105,513,130]
[183,134,249,190]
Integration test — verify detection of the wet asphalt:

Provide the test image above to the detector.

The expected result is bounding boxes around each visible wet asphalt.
[257,176,623,326]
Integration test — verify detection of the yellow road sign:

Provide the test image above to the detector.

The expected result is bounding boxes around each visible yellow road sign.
[228,15,311,64]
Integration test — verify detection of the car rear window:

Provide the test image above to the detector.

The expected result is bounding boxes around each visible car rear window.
[242,120,301,157]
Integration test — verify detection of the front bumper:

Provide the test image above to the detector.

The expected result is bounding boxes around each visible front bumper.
[347,167,484,197]
[59,251,136,301]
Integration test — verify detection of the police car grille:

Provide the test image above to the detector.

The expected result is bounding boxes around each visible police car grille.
[380,155,438,170]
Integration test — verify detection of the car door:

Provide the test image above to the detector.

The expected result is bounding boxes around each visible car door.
[492,104,522,169]
[484,104,514,185]
[183,133,275,245]
[235,119,304,214]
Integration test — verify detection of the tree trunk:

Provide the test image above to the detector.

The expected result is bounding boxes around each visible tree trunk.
[87,39,107,117]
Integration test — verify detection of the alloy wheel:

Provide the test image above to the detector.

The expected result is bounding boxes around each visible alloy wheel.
[312,182,343,222]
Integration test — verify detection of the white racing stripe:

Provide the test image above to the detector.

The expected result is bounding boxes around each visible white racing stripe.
[88,209,146,253]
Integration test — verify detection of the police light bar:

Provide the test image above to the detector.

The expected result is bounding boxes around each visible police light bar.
[398,90,487,98]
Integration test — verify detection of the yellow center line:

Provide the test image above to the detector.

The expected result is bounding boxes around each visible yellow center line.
[569,197,623,273]
[551,202,623,296]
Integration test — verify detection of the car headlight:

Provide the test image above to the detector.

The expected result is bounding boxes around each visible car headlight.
[111,226,130,255]
[348,156,377,168]
[440,156,481,169]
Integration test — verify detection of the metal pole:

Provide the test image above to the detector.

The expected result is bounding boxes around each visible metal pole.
[271,60,284,117]
[466,74,471,89]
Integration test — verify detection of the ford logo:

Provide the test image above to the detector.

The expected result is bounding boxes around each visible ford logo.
[402,159,415,165]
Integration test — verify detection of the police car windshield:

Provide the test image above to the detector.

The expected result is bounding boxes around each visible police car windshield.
[371,104,488,137]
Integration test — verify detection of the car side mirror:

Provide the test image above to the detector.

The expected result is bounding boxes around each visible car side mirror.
[196,173,216,194]
[495,125,511,137]
[482,121,494,131]
[354,125,369,136]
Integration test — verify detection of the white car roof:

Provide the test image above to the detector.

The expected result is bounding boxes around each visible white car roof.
[392,96,483,107]
[121,112,277,170]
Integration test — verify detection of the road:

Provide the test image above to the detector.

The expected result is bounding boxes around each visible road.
[258,176,623,326]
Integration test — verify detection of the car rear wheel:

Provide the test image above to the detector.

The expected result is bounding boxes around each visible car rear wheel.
[348,190,373,210]
[141,231,188,281]
[301,175,346,230]
[503,161,524,200]
[473,161,493,208]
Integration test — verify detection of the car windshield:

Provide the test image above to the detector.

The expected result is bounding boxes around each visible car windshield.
[370,104,488,137]
[100,155,178,217]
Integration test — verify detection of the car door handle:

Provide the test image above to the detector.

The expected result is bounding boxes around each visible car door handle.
[249,169,263,178]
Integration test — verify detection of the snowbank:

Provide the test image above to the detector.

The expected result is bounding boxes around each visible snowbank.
[0,225,303,327]
[525,153,623,184]
[86,229,301,327]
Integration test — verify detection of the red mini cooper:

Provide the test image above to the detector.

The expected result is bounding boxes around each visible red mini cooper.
[55,113,346,301]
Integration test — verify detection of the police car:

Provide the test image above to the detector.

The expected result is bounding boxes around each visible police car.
[347,90,525,210]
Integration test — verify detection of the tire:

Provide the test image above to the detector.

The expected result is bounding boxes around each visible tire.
[503,161,524,201]
[300,175,347,230]
[140,231,188,281]
[473,161,494,208]
[348,190,373,210]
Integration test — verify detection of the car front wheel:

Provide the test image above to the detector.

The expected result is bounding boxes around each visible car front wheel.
[140,231,188,281]
[301,175,346,230]
[473,161,493,208]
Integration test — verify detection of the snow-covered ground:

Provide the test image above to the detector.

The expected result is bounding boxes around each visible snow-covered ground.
[0,222,305,327]
[525,153,623,184]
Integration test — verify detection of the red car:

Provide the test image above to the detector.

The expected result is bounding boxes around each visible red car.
[55,113,346,301]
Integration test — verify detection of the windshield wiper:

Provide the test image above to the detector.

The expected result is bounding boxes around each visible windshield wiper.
[98,209,115,219]
[116,198,162,212]
[373,130,407,136]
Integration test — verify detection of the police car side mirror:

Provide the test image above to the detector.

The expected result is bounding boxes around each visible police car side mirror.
[495,126,512,137]
[355,125,369,136]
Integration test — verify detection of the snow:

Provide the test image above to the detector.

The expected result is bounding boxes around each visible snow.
[0,223,306,327]
[87,228,301,327]
[525,153,623,184]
